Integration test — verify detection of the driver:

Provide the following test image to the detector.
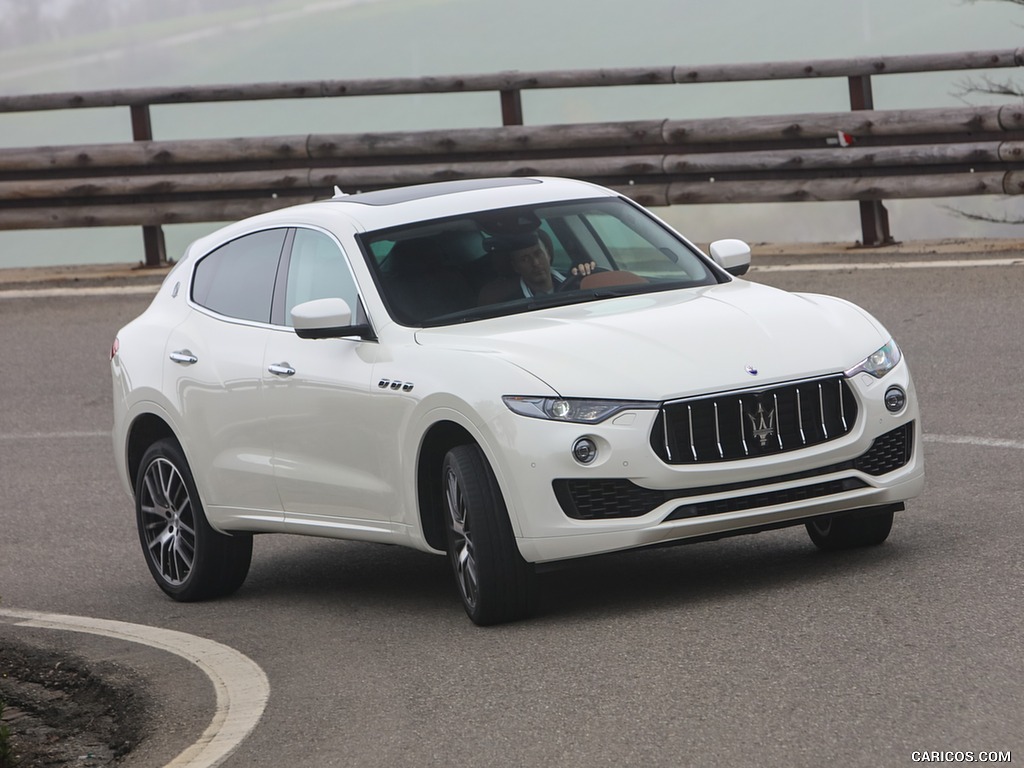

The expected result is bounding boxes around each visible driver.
[481,231,596,302]
[509,233,562,296]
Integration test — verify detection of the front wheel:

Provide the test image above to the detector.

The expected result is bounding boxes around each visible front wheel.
[805,508,894,551]
[443,444,536,625]
[135,438,252,601]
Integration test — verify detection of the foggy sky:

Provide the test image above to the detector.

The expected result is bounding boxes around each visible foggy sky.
[1,0,1023,267]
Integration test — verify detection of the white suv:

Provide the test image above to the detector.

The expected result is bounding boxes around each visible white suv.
[111,177,924,625]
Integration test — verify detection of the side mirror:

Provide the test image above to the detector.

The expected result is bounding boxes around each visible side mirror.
[709,239,752,277]
[291,298,375,340]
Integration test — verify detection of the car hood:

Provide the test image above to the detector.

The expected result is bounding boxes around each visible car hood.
[414,280,890,400]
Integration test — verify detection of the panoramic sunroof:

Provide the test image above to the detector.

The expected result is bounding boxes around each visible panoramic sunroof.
[331,177,541,206]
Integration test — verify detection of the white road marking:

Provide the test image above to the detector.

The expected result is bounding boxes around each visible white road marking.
[0,285,158,299]
[0,608,270,768]
[0,430,109,440]
[924,433,1024,451]
[752,257,1024,273]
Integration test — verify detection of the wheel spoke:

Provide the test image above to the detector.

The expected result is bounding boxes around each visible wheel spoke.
[158,535,174,578]
[142,473,161,508]
[159,462,174,506]
[456,543,478,604]
[168,473,186,511]
[169,539,181,583]
[173,537,193,581]
[139,503,163,522]
[445,472,466,530]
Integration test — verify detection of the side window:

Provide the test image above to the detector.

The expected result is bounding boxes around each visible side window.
[192,229,286,323]
[284,229,359,326]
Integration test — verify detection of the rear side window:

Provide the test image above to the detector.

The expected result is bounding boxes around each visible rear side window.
[192,230,287,323]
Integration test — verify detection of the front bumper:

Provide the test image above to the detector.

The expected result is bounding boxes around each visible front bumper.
[485,366,924,563]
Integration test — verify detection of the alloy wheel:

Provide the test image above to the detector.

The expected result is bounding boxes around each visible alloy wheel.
[445,466,480,612]
[139,457,196,586]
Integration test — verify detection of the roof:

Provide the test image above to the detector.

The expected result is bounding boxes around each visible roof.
[183,177,614,259]
[325,176,613,231]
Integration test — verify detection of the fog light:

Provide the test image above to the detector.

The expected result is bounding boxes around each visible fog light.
[884,386,906,413]
[572,437,598,464]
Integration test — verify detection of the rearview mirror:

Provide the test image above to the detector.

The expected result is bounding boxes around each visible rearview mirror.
[709,239,752,277]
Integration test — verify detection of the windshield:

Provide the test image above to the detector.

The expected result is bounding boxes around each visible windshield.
[360,197,723,327]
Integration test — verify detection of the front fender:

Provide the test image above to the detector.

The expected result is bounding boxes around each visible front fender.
[397,353,557,545]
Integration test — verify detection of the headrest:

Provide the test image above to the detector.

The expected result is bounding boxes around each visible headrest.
[484,231,539,253]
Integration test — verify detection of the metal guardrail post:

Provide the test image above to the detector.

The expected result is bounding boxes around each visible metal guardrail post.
[848,75,895,246]
[130,104,167,267]
[500,89,523,126]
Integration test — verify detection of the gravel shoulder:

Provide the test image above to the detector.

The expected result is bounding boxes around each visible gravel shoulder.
[0,638,149,768]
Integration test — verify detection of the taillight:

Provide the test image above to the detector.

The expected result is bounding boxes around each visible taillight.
[110,337,120,360]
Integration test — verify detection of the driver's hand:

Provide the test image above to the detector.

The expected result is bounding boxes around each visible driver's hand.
[571,261,597,277]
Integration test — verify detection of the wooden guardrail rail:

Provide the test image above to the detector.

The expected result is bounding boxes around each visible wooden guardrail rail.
[1,49,1022,265]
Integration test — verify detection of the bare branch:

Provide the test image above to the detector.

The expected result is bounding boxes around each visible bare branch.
[953,74,1024,101]
[941,204,1024,224]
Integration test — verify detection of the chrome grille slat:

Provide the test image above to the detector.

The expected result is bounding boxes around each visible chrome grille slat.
[662,408,673,462]
[838,380,847,431]
[774,393,783,450]
[796,388,805,445]
[738,399,749,456]
[819,382,828,439]
[714,402,723,458]
[687,405,697,461]
[652,375,858,465]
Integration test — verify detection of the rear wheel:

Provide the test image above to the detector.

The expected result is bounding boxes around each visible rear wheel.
[443,444,536,625]
[135,438,252,601]
[805,508,894,551]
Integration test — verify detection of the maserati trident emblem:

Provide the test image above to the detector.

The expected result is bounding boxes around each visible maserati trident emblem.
[747,401,776,447]
[745,364,758,376]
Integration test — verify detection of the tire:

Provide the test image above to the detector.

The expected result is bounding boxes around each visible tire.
[135,438,252,601]
[442,444,536,625]
[805,508,894,551]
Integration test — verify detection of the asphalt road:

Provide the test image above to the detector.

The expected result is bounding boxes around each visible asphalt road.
[1,248,1022,768]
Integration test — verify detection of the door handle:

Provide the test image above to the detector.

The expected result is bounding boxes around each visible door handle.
[169,350,198,365]
[268,362,296,377]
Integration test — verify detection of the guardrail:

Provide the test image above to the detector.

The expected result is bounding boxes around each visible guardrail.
[1,49,1022,265]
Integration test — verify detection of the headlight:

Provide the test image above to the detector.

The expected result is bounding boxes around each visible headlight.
[845,339,902,379]
[502,396,657,424]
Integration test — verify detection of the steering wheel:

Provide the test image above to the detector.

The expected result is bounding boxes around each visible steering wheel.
[557,265,609,292]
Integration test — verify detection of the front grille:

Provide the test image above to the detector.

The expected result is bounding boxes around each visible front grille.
[651,375,858,464]
[555,422,914,520]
